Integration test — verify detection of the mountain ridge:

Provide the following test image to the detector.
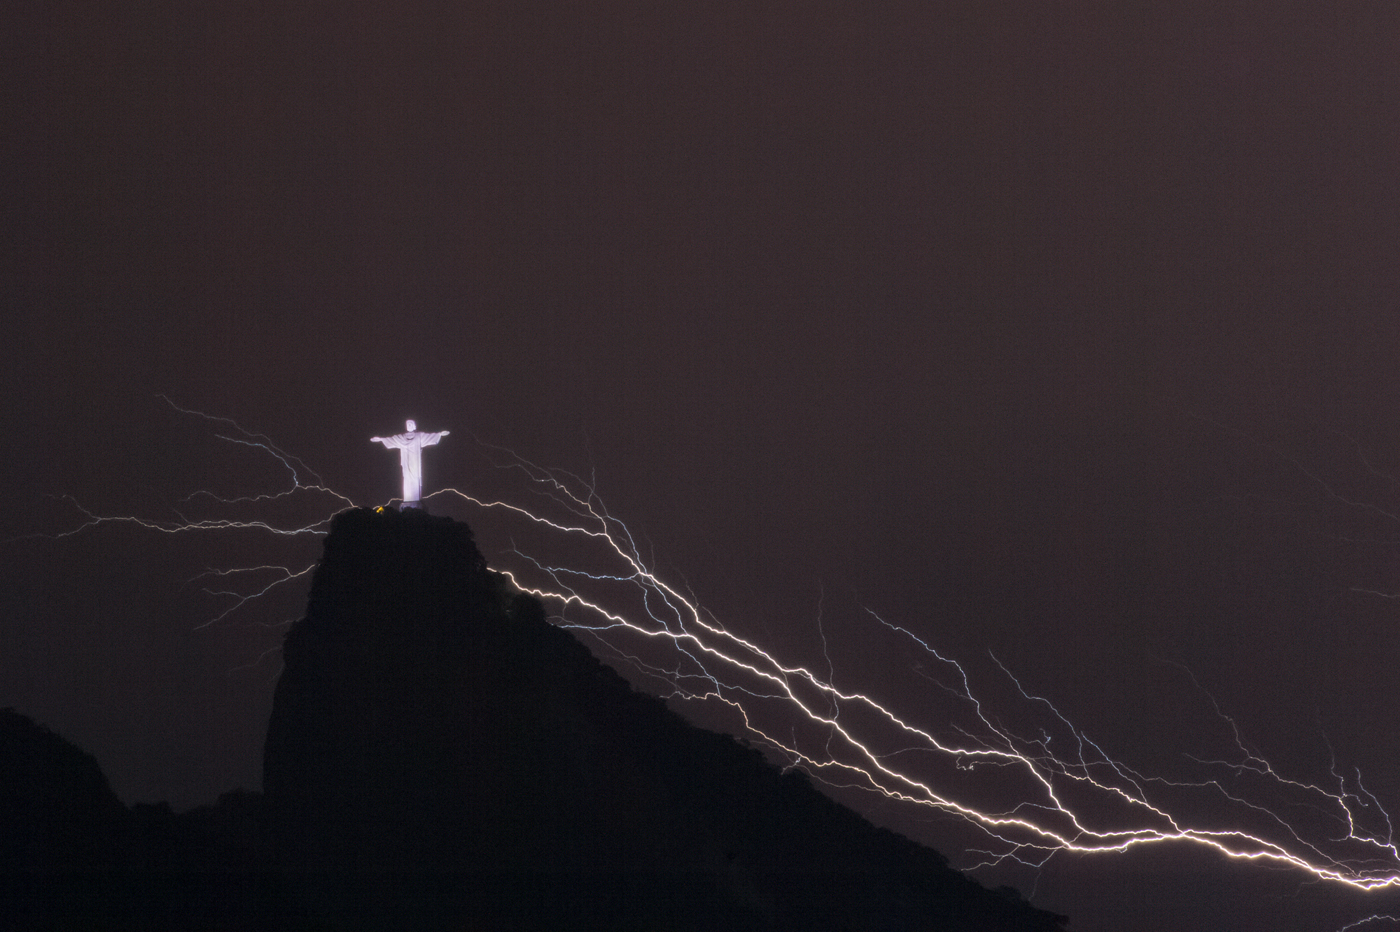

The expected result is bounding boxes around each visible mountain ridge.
[3,506,1071,931]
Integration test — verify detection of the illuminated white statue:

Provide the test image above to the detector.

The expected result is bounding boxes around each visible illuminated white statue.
[371,419,449,508]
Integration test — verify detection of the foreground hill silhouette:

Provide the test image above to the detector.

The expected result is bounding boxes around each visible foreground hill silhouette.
[0,709,267,929]
[3,507,1071,930]
[265,507,1066,930]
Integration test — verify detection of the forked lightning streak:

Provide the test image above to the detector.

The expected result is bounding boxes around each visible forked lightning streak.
[33,404,1400,918]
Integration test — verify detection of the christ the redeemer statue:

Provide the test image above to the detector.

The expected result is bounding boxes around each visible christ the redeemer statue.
[371,420,449,509]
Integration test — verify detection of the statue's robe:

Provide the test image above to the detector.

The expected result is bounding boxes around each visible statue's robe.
[373,429,446,505]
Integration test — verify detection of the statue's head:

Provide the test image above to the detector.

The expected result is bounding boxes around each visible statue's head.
[406,419,417,431]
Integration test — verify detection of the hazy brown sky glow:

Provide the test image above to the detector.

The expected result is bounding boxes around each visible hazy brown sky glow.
[4,4,1399,929]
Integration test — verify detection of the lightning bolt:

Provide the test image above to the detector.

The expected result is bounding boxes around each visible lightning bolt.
[1339,917,1400,932]
[27,404,1400,927]
[16,398,357,642]
[430,450,1400,906]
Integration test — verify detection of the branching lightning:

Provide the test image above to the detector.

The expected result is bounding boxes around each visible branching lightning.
[19,398,357,637]
[432,452,1400,901]
[189,564,317,631]
[29,402,1400,924]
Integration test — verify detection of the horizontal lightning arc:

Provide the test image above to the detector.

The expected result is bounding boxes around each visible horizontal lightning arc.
[40,495,340,539]
[431,457,1400,894]
[31,405,1400,911]
[19,401,359,637]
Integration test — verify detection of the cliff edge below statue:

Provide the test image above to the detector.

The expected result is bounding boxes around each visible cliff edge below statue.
[260,506,1069,931]
[0,507,1070,930]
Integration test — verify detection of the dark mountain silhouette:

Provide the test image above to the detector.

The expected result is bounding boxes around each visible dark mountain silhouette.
[0,707,127,874]
[0,710,271,928]
[2,507,1072,930]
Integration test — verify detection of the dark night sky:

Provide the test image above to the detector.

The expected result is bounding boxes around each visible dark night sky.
[4,3,1400,929]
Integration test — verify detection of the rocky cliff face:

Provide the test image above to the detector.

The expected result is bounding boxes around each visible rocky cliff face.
[260,506,1069,931]
[263,506,502,875]
[1,507,1070,930]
